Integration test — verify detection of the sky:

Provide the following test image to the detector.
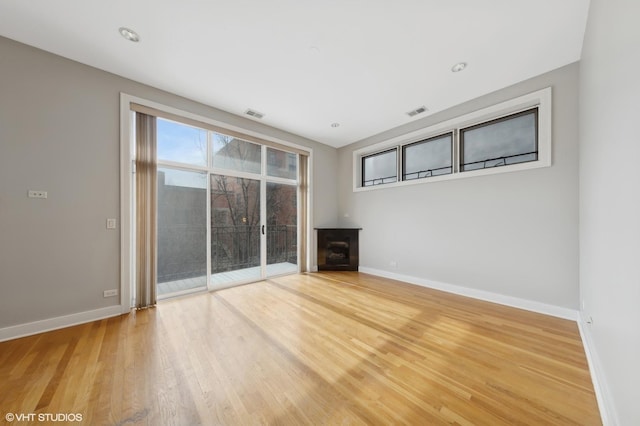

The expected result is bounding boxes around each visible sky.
[157,118,207,166]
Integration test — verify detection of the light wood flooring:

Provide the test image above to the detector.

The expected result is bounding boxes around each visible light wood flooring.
[0,272,601,425]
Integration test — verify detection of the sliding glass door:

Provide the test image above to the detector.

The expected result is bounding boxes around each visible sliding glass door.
[151,115,303,298]
[266,182,297,277]
[265,147,298,277]
[210,174,261,288]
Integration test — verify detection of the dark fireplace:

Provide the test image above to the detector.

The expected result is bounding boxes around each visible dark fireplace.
[316,228,361,271]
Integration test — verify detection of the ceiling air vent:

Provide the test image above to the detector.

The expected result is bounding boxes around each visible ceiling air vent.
[406,106,428,117]
[245,109,265,119]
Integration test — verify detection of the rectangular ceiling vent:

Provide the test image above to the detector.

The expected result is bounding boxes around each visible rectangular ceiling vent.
[406,106,428,117]
[245,109,265,119]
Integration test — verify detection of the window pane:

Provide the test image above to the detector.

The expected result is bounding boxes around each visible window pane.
[157,168,207,296]
[210,174,261,285]
[403,134,452,180]
[267,148,297,179]
[157,118,207,166]
[212,133,261,174]
[362,149,397,186]
[461,109,538,172]
[267,182,297,276]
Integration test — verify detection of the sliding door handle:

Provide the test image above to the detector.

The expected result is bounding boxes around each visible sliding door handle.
[261,225,265,235]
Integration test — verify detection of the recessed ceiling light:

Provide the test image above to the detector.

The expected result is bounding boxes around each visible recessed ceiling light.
[331,123,340,128]
[119,27,140,43]
[451,62,467,73]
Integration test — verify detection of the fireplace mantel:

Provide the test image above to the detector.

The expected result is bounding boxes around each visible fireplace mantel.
[315,228,362,271]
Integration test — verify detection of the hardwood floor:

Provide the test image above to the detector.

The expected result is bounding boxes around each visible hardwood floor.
[0,272,601,425]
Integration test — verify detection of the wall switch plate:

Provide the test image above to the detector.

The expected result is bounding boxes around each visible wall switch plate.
[103,289,118,297]
[106,218,117,229]
[28,190,47,199]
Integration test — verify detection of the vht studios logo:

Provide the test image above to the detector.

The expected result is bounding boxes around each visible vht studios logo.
[5,412,83,422]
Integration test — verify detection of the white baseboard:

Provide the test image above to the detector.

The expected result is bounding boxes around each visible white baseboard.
[0,305,125,342]
[359,267,612,424]
[359,267,578,320]
[577,314,618,426]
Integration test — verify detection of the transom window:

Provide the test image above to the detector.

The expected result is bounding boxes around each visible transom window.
[157,118,208,166]
[362,148,398,187]
[460,109,537,172]
[212,134,261,174]
[402,133,453,181]
[353,87,552,191]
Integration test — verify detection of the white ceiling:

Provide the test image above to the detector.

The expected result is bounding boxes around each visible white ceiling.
[0,1,590,148]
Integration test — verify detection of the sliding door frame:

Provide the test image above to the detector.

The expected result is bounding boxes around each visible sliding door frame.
[119,93,313,311]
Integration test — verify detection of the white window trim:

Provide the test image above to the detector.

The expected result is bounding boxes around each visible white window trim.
[353,87,552,192]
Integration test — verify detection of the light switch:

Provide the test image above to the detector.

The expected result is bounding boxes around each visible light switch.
[106,218,117,229]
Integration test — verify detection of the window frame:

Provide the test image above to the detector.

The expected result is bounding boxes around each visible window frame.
[402,132,454,181]
[361,147,399,187]
[120,93,314,312]
[353,87,552,192]
[459,108,538,173]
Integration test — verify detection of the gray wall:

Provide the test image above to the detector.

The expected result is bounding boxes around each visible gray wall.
[338,63,579,309]
[0,36,338,328]
[579,0,640,423]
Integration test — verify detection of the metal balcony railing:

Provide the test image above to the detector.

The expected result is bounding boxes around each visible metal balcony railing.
[210,225,297,273]
[157,225,297,282]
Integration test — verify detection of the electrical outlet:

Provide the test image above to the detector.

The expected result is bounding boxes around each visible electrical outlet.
[389,260,398,268]
[103,289,118,297]
[106,218,117,229]
[28,190,47,199]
